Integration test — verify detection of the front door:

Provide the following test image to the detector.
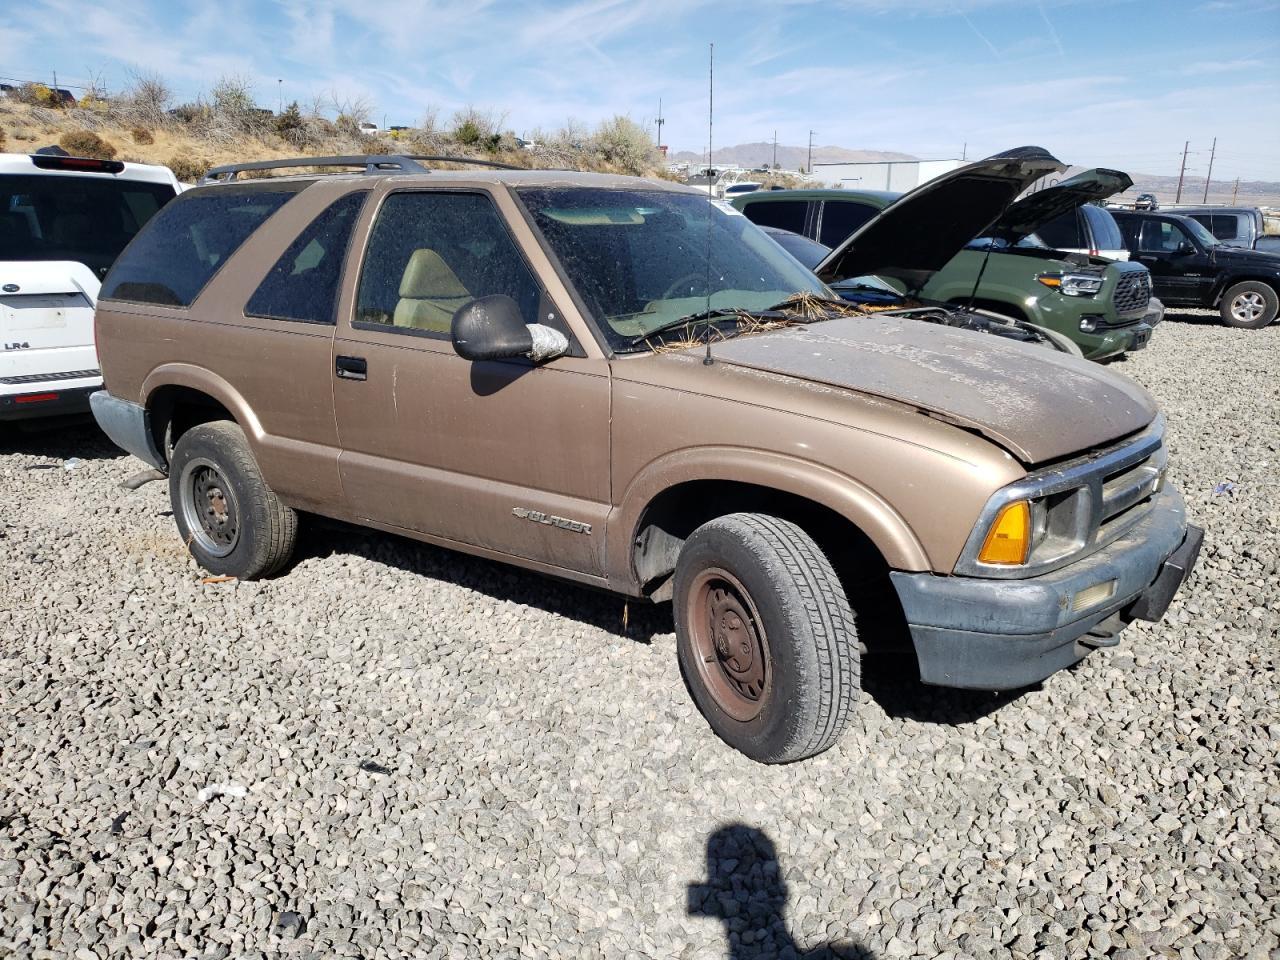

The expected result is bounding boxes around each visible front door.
[1132,218,1214,304]
[332,188,611,577]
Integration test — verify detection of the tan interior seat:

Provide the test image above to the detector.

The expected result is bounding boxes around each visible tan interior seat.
[393,249,472,333]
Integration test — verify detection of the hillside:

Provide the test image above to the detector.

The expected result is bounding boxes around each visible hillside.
[669,141,916,170]
[0,92,666,183]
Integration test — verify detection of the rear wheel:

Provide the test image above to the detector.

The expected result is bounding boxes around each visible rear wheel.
[1219,281,1278,329]
[169,421,297,579]
[674,513,859,763]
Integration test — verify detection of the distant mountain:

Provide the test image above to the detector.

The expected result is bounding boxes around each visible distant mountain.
[1035,165,1280,209]
[668,141,917,170]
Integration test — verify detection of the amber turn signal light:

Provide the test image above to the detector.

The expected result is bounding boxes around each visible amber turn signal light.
[978,501,1031,565]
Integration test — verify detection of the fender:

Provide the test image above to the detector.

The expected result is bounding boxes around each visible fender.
[141,362,343,508]
[606,445,932,589]
[142,363,265,441]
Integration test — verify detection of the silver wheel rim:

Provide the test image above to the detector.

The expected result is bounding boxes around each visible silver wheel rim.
[178,457,241,558]
[1230,291,1266,323]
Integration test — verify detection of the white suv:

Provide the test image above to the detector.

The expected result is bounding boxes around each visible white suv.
[1,151,179,423]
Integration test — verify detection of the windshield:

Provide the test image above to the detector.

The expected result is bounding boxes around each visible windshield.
[1180,216,1219,248]
[0,174,176,278]
[518,187,829,351]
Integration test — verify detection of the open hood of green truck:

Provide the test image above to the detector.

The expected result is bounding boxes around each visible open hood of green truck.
[815,146,1067,290]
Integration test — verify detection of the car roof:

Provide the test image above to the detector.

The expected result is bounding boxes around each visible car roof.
[0,152,179,186]
[735,188,900,205]
[188,166,701,195]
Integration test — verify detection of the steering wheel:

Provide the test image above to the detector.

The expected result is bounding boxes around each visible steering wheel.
[661,273,706,300]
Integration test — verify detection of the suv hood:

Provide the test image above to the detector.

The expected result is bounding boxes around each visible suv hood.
[705,314,1156,464]
[990,167,1133,243]
[815,146,1067,290]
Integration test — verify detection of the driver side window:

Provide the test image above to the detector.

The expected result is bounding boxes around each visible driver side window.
[1139,220,1187,254]
[355,191,542,338]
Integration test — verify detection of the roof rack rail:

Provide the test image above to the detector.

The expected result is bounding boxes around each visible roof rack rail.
[199,154,521,184]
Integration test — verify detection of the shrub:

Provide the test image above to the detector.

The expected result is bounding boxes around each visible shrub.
[450,107,503,150]
[0,127,6,152]
[131,127,155,145]
[59,130,117,160]
[15,83,61,109]
[167,153,208,183]
[591,116,657,175]
[123,71,173,126]
[275,101,304,138]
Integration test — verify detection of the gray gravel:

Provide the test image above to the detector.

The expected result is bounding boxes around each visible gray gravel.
[2,310,1278,960]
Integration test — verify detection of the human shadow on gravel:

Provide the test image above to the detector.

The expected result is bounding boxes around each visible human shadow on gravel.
[0,417,123,462]
[293,517,676,642]
[689,824,875,959]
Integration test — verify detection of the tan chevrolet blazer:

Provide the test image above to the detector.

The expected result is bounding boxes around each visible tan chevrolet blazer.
[90,152,1202,763]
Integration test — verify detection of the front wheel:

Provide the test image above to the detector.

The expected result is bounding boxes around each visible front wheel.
[1219,281,1278,329]
[169,421,297,579]
[673,513,860,763]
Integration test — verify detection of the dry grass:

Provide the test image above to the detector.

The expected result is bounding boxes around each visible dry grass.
[0,99,667,182]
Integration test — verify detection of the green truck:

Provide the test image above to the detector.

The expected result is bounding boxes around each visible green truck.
[733,165,1160,361]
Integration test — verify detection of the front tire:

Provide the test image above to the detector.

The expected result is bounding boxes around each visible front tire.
[169,421,297,579]
[1219,281,1278,329]
[674,513,860,763]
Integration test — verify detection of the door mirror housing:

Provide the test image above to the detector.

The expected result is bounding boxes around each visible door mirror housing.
[1175,241,1196,256]
[451,295,568,363]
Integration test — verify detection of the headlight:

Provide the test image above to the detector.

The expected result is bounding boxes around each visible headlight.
[1061,274,1105,297]
[1037,273,1104,297]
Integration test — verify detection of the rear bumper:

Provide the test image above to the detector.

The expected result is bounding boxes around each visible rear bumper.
[891,487,1201,690]
[0,384,98,420]
[88,391,166,469]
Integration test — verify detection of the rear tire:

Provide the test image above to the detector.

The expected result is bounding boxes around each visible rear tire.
[169,421,297,579]
[673,513,860,763]
[1219,281,1278,329]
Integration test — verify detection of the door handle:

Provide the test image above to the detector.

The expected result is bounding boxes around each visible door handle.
[335,355,367,381]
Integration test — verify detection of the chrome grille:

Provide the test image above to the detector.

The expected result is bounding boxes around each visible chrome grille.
[1112,272,1151,314]
[0,369,100,385]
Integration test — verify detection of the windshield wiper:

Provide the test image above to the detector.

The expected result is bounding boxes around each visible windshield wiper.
[625,307,746,347]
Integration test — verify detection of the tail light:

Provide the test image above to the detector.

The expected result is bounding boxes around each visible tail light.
[31,155,125,174]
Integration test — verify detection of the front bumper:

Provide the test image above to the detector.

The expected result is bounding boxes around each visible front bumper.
[88,391,166,470]
[0,384,98,421]
[891,487,1201,690]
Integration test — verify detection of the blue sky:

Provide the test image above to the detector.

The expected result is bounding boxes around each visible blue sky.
[3,0,1278,180]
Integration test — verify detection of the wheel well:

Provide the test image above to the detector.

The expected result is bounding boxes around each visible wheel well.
[147,385,235,461]
[1214,276,1280,305]
[949,297,1028,322]
[634,480,887,591]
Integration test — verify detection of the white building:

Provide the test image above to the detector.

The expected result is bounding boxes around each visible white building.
[811,158,965,191]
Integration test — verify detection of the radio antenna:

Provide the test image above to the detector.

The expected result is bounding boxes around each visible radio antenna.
[703,41,715,366]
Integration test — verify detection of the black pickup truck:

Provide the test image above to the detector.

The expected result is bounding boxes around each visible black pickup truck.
[1112,211,1280,329]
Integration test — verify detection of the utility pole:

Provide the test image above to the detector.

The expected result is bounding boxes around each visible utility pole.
[278,79,283,113]
[654,98,664,147]
[1202,136,1217,203]
[1175,140,1190,203]
[772,130,777,170]
[807,130,815,175]
[962,141,967,160]
[1232,177,1240,204]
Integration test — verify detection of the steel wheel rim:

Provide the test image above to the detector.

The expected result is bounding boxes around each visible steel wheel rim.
[686,567,770,722]
[179,458,240,558]
[1231,292,1265,322]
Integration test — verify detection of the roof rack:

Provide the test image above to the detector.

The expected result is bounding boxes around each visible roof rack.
[199,154,521,185]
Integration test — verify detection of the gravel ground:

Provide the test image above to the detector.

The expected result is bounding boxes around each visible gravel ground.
[2,310,1278,960]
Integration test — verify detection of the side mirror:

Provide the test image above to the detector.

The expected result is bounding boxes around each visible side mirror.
[451,295,568,363]
[1175,241,1196,255]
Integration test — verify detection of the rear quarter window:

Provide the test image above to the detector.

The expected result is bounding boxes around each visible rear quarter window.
[739,199,808,235]
[1083,205,1124,251]
[817,201,878,247]
[101,185,301,306]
